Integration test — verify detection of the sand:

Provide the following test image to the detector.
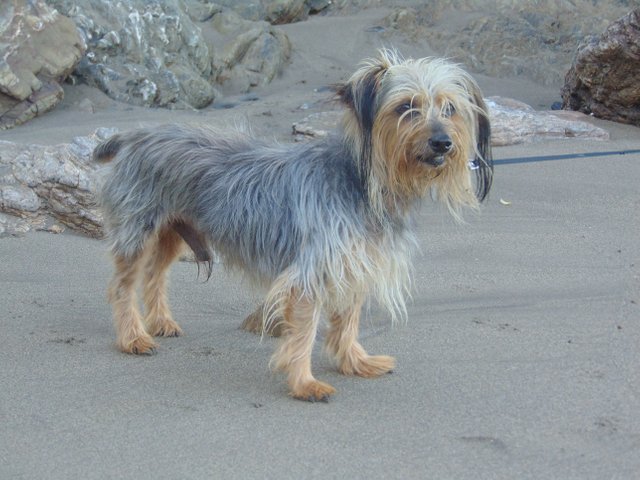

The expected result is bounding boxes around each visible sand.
[1,7,639,479]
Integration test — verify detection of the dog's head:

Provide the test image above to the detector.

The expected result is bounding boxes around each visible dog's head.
[338,49,493,219]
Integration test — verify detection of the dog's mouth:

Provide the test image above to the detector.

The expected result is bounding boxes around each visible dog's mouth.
[420,154,446,167]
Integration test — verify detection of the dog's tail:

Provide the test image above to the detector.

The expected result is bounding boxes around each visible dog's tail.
[93,134,123,163]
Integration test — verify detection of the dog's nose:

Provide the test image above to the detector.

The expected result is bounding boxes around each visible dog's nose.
[428,134,452,154]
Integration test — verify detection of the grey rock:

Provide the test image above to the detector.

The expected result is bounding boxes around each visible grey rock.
[0,0,85,129]
[265,0,309,25]
[381,1,636,86]
[561,9,640,126]
[307,0,332,14]
[214,0,331,24]
[50,0,217,109]
[487,97,610,146]
[182,1,223,22]
[0,128,117,237]
[0,212,36,237]
[212,10,291,93]
[0,81,64,130]
[292,111,341,140]
[48,0,292,107]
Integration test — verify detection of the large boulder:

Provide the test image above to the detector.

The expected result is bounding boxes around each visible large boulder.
[0,128,115,238]
[48,0,217,109]
[0,0,85,130]
[379,1,635,86]
[561,9,640,126]
[209,10,291,93]
[486,97,609,145]
[48,0,291,108]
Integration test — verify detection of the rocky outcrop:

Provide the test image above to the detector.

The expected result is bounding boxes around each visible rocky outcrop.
[209,10,291,94]
[486,97,609,145]
[48,0,216,109]
[0,0,85,130]
[292,98,610,145]
[292,111,341,140]
[379,1,636,86]
[214,0,331,24]
[0,128,115,238]
[47,0,291,108]
[561,9,640,126]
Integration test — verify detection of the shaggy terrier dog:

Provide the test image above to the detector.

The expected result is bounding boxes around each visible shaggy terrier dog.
[94,49,493,402]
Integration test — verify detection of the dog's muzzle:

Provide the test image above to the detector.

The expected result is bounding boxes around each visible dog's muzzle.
[423,133,452,167]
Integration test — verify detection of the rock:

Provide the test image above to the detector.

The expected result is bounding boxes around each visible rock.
[487,97,609,145]
[380,1,635,86]
[49,0,217,109]
[293,111,341,140]
[76,98,95,113]
[211,10,291,93]
[0,81,64,130]
[292,97,609,145]
[214,0,331,24]
[266,0,309,25]
[182,1,223,22]
[0,212,35,237]
[45,224,66,234]
[0,128,117,237]
[49,0,292,107]
[0,0,85,129]
[307,0,332,15]
[561,9,640,126]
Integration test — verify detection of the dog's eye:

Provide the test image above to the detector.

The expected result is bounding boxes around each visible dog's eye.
[396,102,419,118]
[443,102,456,118]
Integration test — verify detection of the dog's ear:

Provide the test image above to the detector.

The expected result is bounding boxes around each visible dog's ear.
[336,55,391,137]
[470,91,493,202]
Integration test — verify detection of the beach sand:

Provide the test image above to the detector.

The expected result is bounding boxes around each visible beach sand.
[1,7,639,479]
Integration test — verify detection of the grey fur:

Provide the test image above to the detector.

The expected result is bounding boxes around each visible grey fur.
[96,123,415,312]
[95,51,494,401]
[95,53,493,320]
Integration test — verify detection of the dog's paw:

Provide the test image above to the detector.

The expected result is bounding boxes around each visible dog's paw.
[290,380,336,403]
[339,354,395,378]
[147,318,183,338]
[119,334,158,355]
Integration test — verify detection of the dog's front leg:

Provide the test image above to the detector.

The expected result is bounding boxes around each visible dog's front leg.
[325,298,395,377]
[270,291,336,402]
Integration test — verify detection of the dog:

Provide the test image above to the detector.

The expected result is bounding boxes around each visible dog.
[94,49,493,402]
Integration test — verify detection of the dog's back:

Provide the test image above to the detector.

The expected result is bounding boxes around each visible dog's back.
[94,124,370,279]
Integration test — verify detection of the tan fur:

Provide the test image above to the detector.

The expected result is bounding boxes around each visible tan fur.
[109,228,186,354]
[240,306,283,337]
[109,253,157,354]
[270,290,336,402]
[325,296,395,377]
[142,228,185,338]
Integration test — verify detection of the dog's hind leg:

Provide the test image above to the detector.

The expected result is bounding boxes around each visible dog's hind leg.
[325,298,395,378]
[142,227,185,338]
[270,289,336,402]
[109,252,157,355]
[240,304,283,337]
